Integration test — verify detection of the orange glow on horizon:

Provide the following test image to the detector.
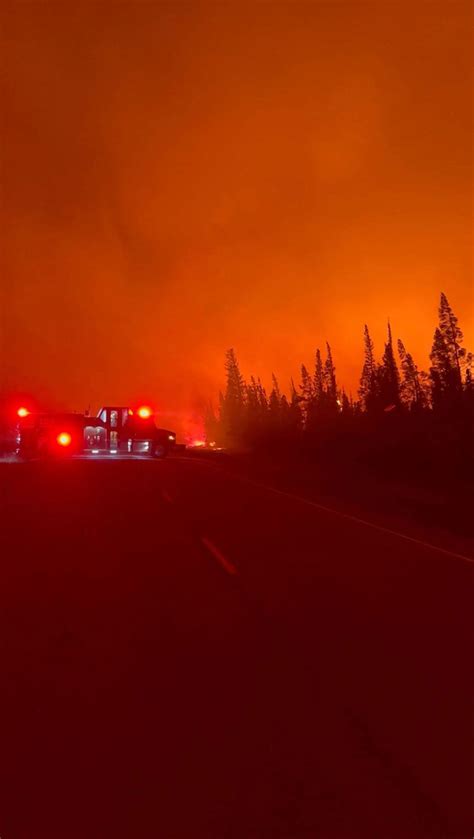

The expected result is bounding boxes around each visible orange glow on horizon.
[1,2,472,431]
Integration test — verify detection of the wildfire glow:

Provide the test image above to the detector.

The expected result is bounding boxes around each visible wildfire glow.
[2,4,471,422]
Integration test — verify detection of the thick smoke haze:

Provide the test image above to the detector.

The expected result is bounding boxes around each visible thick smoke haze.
[1,1,472,437]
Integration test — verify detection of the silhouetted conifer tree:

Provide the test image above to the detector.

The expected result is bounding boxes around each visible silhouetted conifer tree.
[289,379,303,431]
[359,325,379,413]
[429,328,449,409]
[429,327,462,412]
[220,348,246,443]
[256,378,268,412]
[379,323,400,410]
[271,373,281,401]
[245,376,270,439]
[429,294,468,412]
[340,389,351,415]
[280,394,292,430]
[397,339,425,409]
[314,349,324,405]
[245,377,260,432]
[438,293,465,387]
[299,365,313,401]
[323,342,338,415]
[305,348,324,428]
[299,364,314,429]
[268,375,282,425]
[464,353,474,416]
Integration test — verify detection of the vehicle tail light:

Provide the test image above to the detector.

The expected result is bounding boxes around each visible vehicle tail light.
[56,432,72,447]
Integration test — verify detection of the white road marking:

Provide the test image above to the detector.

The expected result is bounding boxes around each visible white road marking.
[241,478,474,566]
[179,458,474,566]
[201,537,238,576]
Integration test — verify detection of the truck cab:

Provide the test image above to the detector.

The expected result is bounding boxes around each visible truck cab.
[94,406,176,457]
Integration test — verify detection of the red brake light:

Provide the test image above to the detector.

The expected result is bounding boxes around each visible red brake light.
[57,432,72,447]
[137,406,152,419]
[17,407,30,418]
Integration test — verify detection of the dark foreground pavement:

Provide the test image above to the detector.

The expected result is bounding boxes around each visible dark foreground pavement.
[0,456,472,838]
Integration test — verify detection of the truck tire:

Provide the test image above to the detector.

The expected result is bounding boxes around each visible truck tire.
[152,443,167,458]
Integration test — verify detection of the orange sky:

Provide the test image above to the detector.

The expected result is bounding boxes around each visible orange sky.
[1,1,472,437]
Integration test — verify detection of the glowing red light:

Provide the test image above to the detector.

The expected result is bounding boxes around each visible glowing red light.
[56,432,72,447]
[128,409,134,416]
[17,407,30,418]
[137,406,152,419]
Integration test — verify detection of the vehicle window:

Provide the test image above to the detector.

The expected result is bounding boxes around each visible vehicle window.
[84,425,106,447]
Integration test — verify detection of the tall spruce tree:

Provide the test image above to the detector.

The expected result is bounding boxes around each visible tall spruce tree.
[268,374,282,425]
[314,349,324,404]
[256,378,268,412]
[323,342,338,415]
[289,379,303,431]
[299,365,313,404]
[221,348,246,443]
[464,352,474,412]
[245,377,260,433]
[359,325,379,413]
[379,323,400,409]
[271,373,281,401]
[397,339,423,408]
[307,348,325,426]
[224,348,245,403]
[280,394,292,430]
[299,364,314,429]
[438,293,465,387]
[429,324,464,411]
[245,376,270,439]
[340,389,352,415]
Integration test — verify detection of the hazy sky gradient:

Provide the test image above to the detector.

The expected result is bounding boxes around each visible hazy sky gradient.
[2,1,472,436]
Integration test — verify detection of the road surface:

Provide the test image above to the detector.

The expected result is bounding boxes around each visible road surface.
[0,456,472,838]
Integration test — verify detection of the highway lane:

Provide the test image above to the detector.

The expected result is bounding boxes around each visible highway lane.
[0,456,471,838]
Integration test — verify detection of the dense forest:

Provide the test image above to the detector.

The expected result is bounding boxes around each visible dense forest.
[204,293,473,484]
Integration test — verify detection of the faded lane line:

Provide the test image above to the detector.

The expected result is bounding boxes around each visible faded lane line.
[179,458,474,566]
[201,537,238,576]
[241,478,474,566]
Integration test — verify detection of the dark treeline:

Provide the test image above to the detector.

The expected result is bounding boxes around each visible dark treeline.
[204,293,473,484]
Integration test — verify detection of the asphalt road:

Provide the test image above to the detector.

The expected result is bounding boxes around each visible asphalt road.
[0,456,472,839]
